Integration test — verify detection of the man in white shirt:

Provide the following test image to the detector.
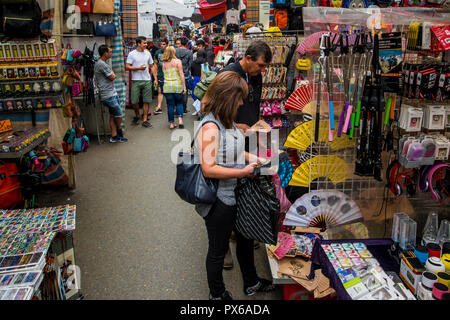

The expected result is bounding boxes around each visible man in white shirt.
[126,36,158,128]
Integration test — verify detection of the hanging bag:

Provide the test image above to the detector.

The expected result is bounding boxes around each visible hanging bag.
[235,175,281,245]
[2,0,43,38]
[95,18,117,37]
[75,0,92,13]
[93,0,115,14]
[274,9,288,30]
[0,161,22,209]
[78,14,95,35]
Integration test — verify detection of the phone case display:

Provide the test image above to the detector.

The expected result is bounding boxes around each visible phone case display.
[0,205,76,275]
[0,127,49,153]
[0,40,63,113]
[0,286,34,300]
[0,40,57,63]
[324,242,415,300]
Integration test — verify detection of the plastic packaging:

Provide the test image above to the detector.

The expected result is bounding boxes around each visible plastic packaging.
[437,220,450,247]
[422,212,439,246]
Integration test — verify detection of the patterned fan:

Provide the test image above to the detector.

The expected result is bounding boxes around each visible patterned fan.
[284,120,355,151]
[289,155,349,187]
[285,82,313,112]
[283,190,363,230]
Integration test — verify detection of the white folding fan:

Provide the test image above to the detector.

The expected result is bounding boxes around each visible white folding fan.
[283,190,363,230]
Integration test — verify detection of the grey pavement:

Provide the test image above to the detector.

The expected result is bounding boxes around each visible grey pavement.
[38,98,283,300]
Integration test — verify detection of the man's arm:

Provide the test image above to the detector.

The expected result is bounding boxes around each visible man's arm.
[125,63,146,71]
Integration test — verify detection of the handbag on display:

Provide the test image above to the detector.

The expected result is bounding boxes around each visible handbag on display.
[175,139,218,205]
[78,14,95,35]
[95,18,117,37]
[0,161,22,209]
[2,0,43,38]
[235,175,281,245]
[93,0,115,14]
[75,0,92,13]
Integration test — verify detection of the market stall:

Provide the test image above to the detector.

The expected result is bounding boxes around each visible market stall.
[241,7,450,300]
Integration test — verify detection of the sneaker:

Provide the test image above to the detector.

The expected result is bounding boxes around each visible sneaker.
[132,117,140,125]
[117,136,128,143]
[191,111,198,116]
[153,108,163,115]
[142,121,152,128]
[244,278,276,296]
[209,290,233,300]
[109,136,119,143]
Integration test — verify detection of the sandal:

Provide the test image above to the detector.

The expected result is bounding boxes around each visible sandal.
[178,123,184,129]
[169,123,177,129]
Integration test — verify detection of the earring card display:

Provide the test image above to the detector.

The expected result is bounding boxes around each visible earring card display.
[0,40,57,63]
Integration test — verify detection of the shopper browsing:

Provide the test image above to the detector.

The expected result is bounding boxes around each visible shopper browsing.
[126,36,158,128]
[219,40,272,133]
[162,46,186,129]
[175,37,193,114]
[195,71,275,300]
[94,45,128,143]
[153,38,169,115]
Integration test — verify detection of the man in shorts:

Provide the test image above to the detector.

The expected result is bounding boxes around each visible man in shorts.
[94,45,127,143]
[126,36,158,127]
[152,38,168,115]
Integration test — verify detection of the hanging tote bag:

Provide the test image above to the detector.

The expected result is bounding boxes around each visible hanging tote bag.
[95,19,117,37]
[0,161,22,209]
[93,0,115,14]
[235,176,281,245]
[75,0,92,13]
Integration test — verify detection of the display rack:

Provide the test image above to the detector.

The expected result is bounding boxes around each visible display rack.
[0,131,50,159]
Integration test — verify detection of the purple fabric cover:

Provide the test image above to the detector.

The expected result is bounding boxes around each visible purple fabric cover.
[308,238,400,300]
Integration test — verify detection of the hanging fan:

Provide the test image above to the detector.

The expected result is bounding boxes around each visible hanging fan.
[277,152,294,189]
[284,120,355,151]
[283,190,363,230]
[285,82,313,112]
[289,155,349,187]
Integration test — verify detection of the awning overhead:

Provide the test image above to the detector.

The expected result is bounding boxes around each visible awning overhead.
[198,0,226,20]
[156,0,194,19]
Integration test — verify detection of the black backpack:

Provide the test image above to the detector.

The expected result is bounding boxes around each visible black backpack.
[2,0,42,38]
[288,7,304,31]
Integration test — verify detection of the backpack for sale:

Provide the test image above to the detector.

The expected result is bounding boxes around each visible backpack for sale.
[274,9,288,30]
[291,0,306,7]
[274,0,289,7]
[2,0,43,38]
[288,7,304,31]
[194,71,217,101]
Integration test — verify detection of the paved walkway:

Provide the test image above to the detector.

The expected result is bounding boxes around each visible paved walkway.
[39,99,283,300]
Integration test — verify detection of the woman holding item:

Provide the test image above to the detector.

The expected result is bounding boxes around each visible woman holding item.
[194,71,276,300]
[162,46,186,129]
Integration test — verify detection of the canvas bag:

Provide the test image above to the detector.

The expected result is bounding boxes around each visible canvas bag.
[193,71,217,100]
[93,0,114,14]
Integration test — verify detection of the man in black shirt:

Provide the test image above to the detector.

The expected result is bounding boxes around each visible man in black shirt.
[219,40,272,132]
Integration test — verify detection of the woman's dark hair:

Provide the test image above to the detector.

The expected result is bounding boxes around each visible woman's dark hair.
[196,49,207,64]
[136,36,147,45]
[98,45,110,57]
[219,39,226,46]
[202,71,248,129]
[181,37,189,46]
[196,39,205,47]
[245,40,272,63]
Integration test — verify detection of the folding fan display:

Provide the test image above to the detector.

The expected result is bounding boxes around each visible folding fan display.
[284,120,355,151]
[283,190,363,229]
[289,155,349,187]
[285,81,313,112]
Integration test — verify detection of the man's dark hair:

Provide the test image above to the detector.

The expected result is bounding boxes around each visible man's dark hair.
[136,36,147,45]
[219,39,226,46]
[196,39,205,47]
[98,45,110,57]
[160,37,169,45]
[181,37,188,46]
[176,37,182,43]
[245,40,272,63]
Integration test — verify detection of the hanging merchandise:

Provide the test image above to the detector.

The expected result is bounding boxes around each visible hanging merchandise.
[283,190,363,229]
[78,15,95,35]
[75,0,92,13]
[2,0,43,39]
[273,9,288,30]
[95,18,117,37]
[0,161,22,209]
[93,0,115,14]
